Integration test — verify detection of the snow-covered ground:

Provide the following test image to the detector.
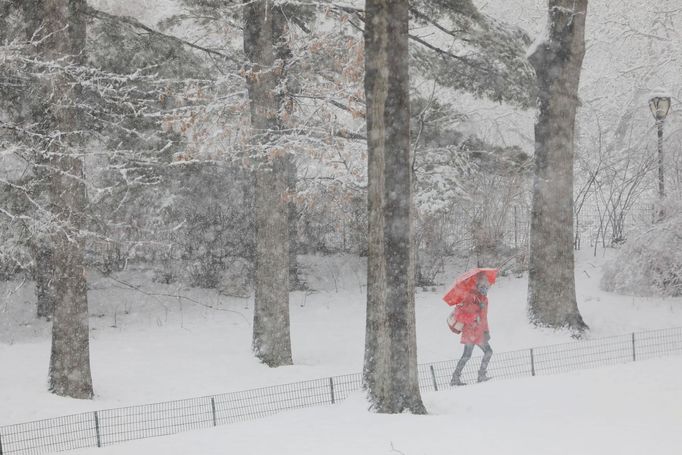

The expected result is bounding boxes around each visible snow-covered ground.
[2,249,682,428]
[65,357,682,455]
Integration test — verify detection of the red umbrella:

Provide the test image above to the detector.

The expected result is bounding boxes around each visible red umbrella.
[442,268,497,307]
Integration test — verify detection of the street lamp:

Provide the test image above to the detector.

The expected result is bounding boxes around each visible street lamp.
[649,92,671,201]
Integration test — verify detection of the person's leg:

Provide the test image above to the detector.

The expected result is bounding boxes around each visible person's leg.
[477,342,493,382]
[451,344,474,385]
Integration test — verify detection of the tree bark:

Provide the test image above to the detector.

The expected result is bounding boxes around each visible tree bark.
[0,0,12,43]
[362,0,426,414]
[287,153,302,291]
[527,0,588,334]
[244,0,292,367]
[33,241,56,319]
[48,161,93,399]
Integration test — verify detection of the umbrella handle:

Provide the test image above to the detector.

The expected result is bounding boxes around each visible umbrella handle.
[496,256,516,270]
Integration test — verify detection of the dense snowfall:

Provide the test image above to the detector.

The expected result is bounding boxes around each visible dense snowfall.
[1,0,682,453]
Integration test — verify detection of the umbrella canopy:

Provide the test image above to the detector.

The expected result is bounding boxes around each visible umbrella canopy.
[442,268,497,307]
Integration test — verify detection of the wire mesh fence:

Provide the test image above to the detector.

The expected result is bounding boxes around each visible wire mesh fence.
[1,326,681,455]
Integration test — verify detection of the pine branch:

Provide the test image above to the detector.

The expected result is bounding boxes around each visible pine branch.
[409,8,471,43]
[408,32,489,73]
[293,94,366,119]
[328,3,489,73]
[82,7,240,64]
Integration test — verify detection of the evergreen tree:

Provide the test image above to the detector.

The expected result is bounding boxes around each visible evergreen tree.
[410,0,536,108]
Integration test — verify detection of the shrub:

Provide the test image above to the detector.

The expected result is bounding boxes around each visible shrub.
[601,201,682,297]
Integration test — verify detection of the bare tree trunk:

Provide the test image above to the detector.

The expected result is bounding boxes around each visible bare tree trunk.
[527,0,588,334]
[33,241,56,319]
[25,0,94,398]
[244,0,292,367]
[48,159,93,398]
[362,0,425,414]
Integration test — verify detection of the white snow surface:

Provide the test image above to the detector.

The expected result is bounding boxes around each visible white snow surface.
[67,357,682,455]
[2,249,682,433]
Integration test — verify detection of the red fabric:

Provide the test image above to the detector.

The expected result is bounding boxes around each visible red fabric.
[442,268,497,307]
[455,292,489,345]
[446,310,463,334]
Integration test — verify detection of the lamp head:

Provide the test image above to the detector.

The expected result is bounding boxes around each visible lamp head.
[649,95,671,122]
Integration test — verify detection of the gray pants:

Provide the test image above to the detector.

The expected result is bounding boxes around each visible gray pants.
[451,341,493,383]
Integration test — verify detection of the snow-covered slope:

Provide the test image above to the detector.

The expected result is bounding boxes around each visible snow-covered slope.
[2,249,681,426]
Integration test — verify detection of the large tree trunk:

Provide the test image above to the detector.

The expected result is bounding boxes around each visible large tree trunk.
[527,0,588,334]
[24,0,93,398]
[243,0,292,367]
[362,0,425,414]
[48,160,93,399]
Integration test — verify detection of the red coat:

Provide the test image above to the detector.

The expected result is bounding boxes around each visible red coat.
[455,291,489,345]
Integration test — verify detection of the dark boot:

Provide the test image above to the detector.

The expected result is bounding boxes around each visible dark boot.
[477,342,493,383]
[450,374,465,386]
[451,344,474,386]
[477,373,491,383]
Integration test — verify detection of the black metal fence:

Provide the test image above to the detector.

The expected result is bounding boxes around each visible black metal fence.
[2,326,681,455]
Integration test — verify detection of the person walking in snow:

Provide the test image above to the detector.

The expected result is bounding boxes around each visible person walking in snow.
[449,272,494,385]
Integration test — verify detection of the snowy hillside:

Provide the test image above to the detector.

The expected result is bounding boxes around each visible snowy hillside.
[2,250,681,426]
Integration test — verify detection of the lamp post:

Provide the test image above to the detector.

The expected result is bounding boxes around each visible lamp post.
[649,93,671,201]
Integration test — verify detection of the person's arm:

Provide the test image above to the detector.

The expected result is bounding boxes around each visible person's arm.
[456,295,480,324]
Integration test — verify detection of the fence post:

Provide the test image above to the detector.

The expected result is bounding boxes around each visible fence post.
[632,333,636,362]
[329,378,335,404]
[210,397,217,427]
[530,348,536,376]
[0,431,4,455]
[94,411,101,448]
[430,365,438,391]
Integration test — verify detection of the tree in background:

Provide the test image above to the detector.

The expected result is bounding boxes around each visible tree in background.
[527,0,588,334]
[1,0,213,396]
[27,0,94,398]
[362,0,425,414]
[166,0,536,281]
[243,0,293,367]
